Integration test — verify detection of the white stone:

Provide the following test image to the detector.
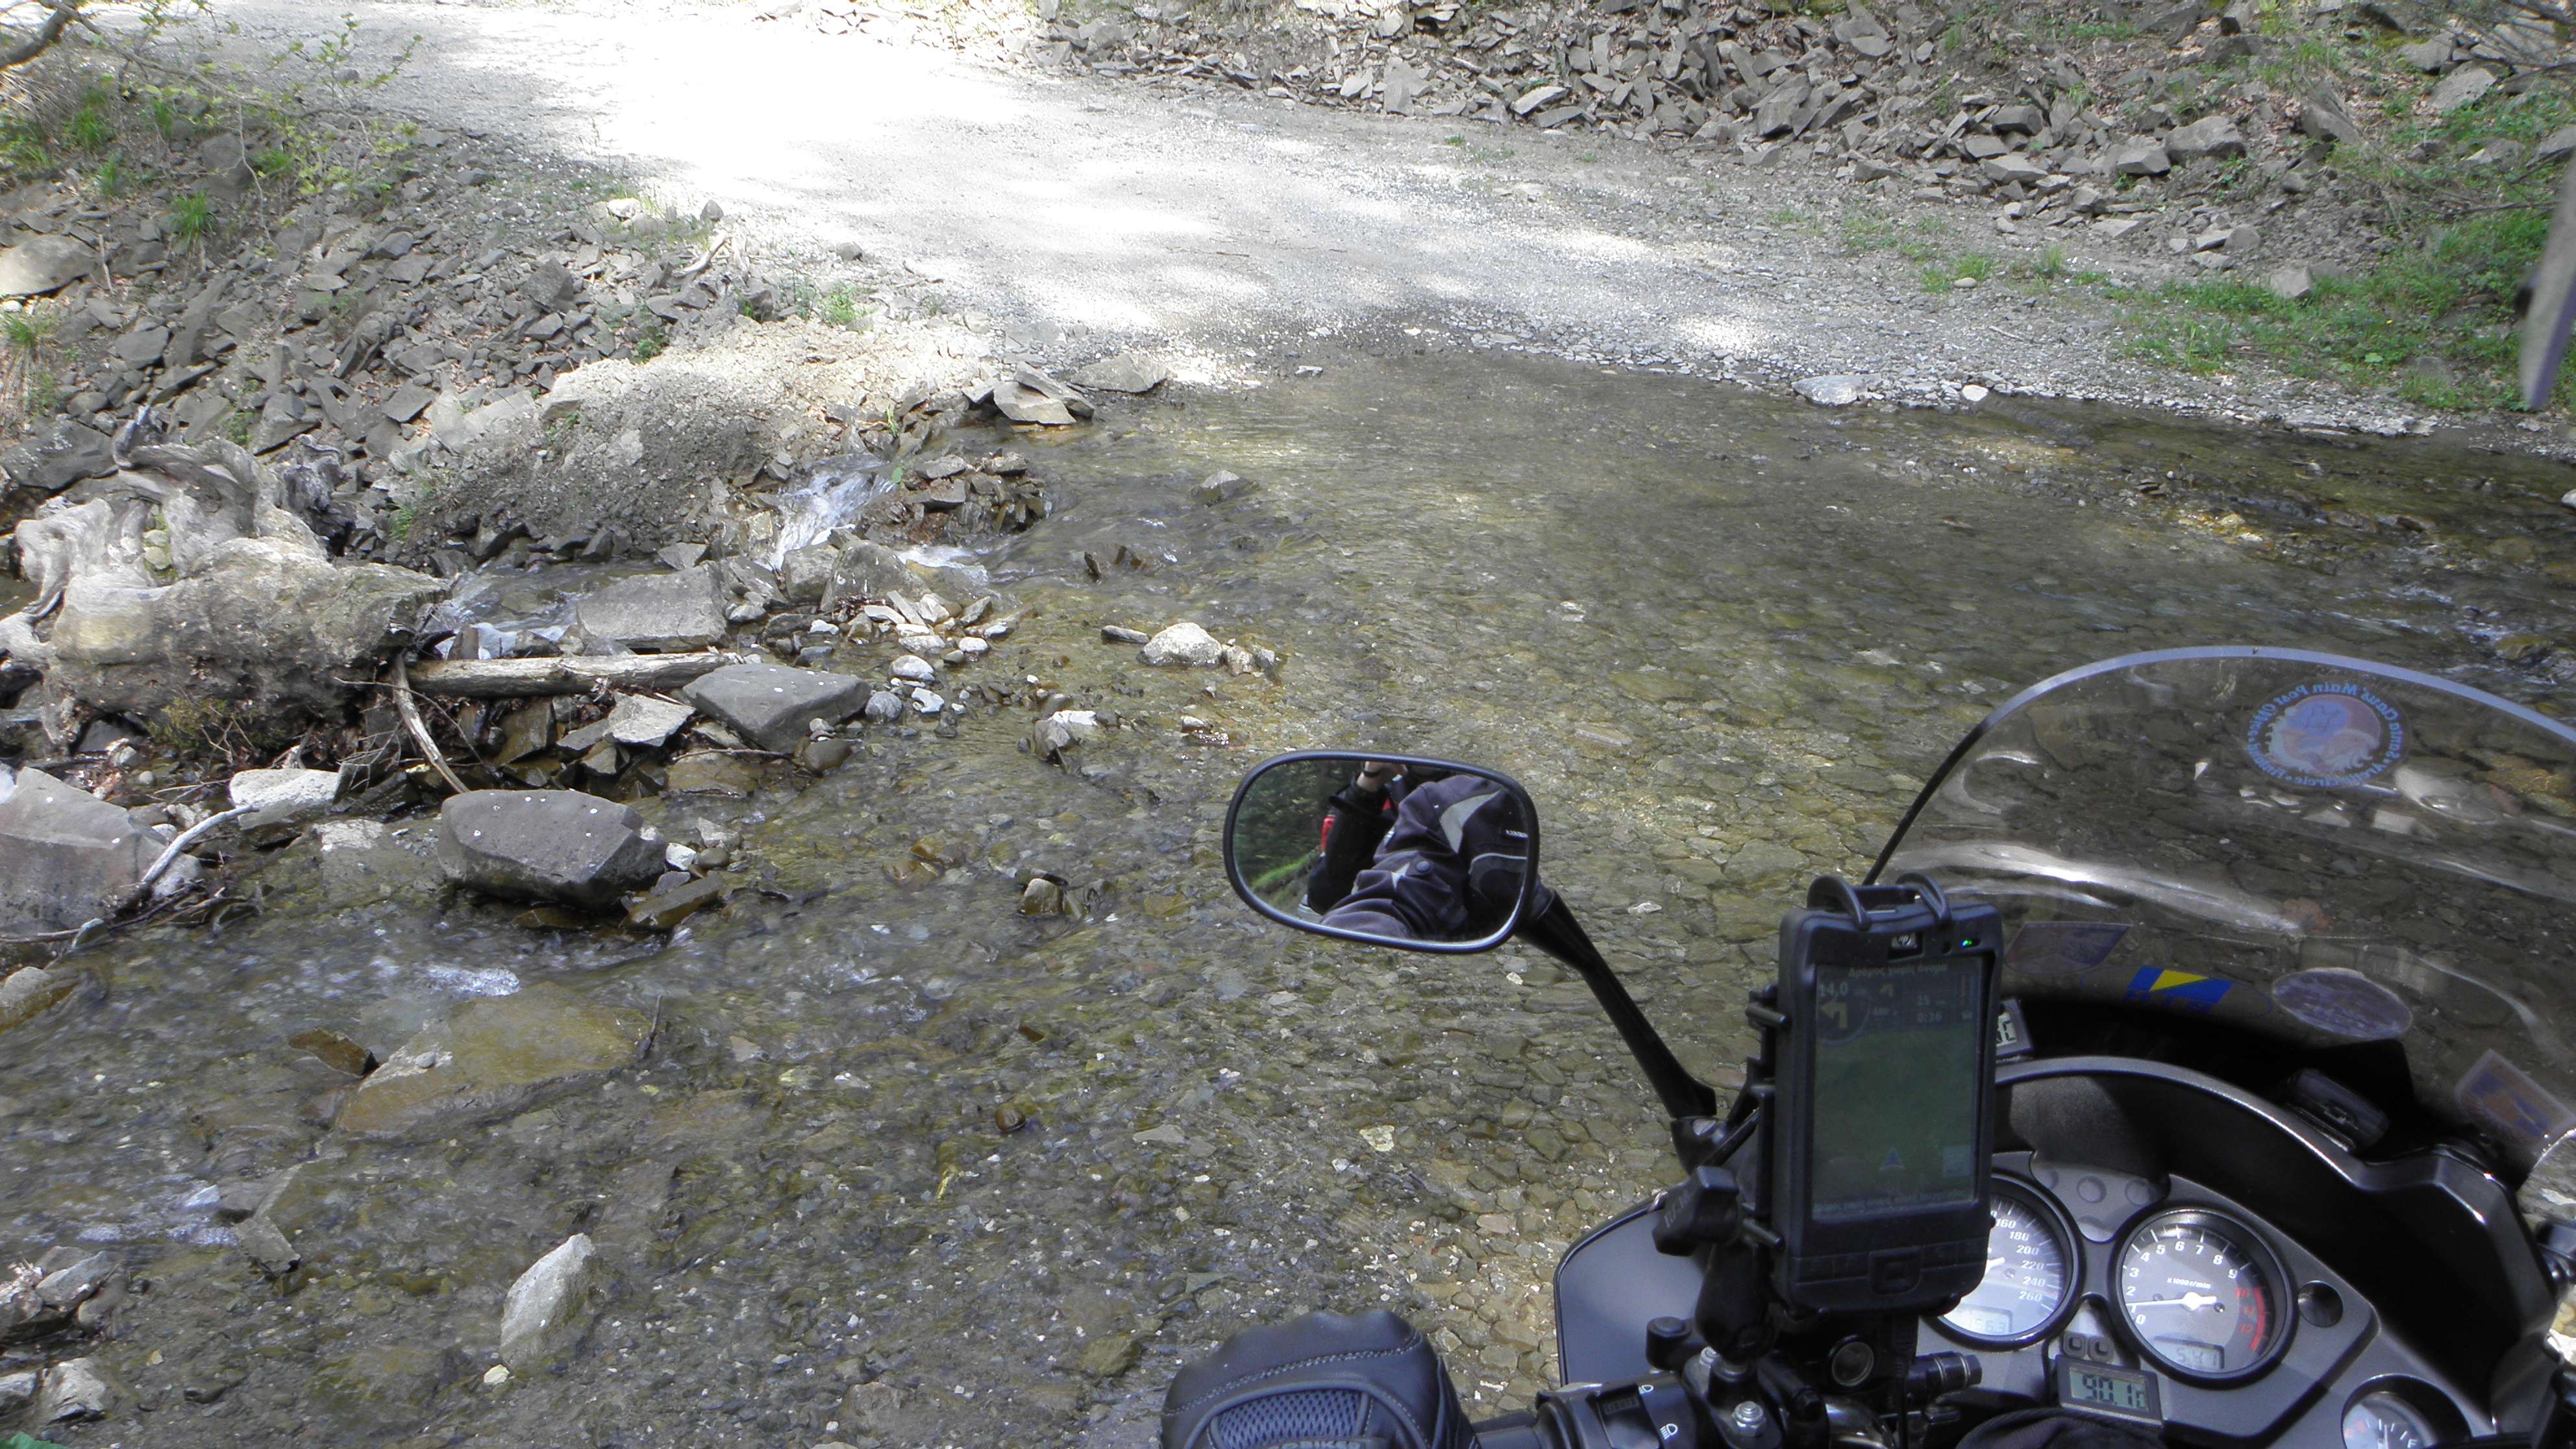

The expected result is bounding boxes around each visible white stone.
[891,654,937,683]
[499,1233,597,1371]
[229,768,343,821]
[34,1357,111,1422]
[957,637,990,658]
[1141,622,1226,667]
[1793,375,1866,406]
[1960,384,1991,402]
[665,842,699,873]
[910,689,945,714]
[602,695,694,747]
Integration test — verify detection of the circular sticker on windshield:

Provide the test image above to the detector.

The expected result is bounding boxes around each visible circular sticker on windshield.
[2272,968,2413,1041]
[2246,682,2404,788]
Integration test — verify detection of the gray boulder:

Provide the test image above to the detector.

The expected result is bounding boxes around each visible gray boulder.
[2431,66,2495,115]
[33,1356,112,1422]
[1794,375,1867,406]
[823,539,918,608]
[500,1233,598,1371]
[2111,140,2172,175]
[1,436,441,739]
[1072,352,1169,394]
[0,235,93,299]
[1141,622,1226,667]
[2299,89,2365,147]
[3,421,114,495]
[778,543,840,604]
[682,662,867,751]
[2166,116,2246,161]
[434,790,666,908]
[0,769,153,934]
[573,565,728,651]
[229,767,341,826]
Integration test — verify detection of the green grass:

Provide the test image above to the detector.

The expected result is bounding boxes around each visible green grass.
[2114,206,2571,410]
[167,192,212,244]
[819,284,867,330]
[3,312,53,357]
[67,86,116,153]
[95,156,130,197]
[2113,75,2576,412]
[633,321,668,363]
[1918,251,1997,292]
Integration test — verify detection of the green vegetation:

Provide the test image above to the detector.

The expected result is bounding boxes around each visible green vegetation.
[2117,204,2572,410]
[819,284,868,330]
[167,192,212,243]
[632,321,669,363]
[1917,251,1997,292]
[66,85,115,151]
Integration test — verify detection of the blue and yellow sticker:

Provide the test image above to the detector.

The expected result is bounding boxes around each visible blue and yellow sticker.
[2124,967,2236,1014]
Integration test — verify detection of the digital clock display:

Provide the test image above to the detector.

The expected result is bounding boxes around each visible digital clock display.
[2059,1363,2160,1422]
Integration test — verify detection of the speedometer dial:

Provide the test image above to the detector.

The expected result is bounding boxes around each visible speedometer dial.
[2115,1209,2290,1381]
[1938,1181,2075,1346]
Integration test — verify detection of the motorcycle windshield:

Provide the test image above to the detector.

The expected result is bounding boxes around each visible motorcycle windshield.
[1870,647,2576,1170]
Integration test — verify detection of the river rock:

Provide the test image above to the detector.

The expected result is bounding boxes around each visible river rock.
[1072,351,1170,393]
[573,565,729,651]
[2266,264,2314,300]
[501,1233,597,1371]
[0,234,93,297]
[891,653,937,683]
[682,662,867,751]
[34,1252,111,1309]
[435,790,667,908]
[335,985,652,1135]
[822,539,918,609]
[778,543,840,604]
[229,767,341,826]
[863,689,904,724]
[0,965,85,1038]
[1030,709,1100,760]
[1793,375,1866,406]
[34,1356,112,1422]
[3,421,114,495]
[230,1199,302,1268]
[0,769,152,934]
[1725,841,1807,881]
[665,751,759,795]
[560,693,694,752]
[1141,622,1226,667]
[0,1368,34,1411]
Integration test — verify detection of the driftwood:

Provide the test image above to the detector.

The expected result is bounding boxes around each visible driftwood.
[402,652,745,700]
[390,657,471,796]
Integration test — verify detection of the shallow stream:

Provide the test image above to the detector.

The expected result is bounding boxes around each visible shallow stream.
[5,345,2573,1448]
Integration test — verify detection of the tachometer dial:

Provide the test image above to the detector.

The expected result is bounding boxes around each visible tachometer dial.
[2114,1209,2290,1381]
[2343,1393,2439,1449]
[1938,1181,2075,1346]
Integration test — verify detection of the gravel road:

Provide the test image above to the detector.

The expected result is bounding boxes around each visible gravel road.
[205,0,2540,441]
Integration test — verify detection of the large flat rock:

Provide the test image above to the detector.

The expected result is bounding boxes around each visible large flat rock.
[573,565,728,651]
[0,235,93,299]
[334,985,652,1136]
[0,768,151,934]
[682,662,867,752]
[434,789,666,908]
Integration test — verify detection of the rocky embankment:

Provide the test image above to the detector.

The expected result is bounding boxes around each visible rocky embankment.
[1019,0,2569,282]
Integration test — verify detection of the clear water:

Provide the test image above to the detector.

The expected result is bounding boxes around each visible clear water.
[4,345,2571,1448]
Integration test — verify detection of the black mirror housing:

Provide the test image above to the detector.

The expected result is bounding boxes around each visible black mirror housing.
[1222,751,1542,954]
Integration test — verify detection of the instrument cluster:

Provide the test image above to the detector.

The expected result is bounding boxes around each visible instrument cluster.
[1922,1154,2486,1449]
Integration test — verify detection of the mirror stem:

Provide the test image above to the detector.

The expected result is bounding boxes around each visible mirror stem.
[1517,891,1718,1125]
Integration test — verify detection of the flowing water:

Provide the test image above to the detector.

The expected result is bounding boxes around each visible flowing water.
[5,344,2573,1448]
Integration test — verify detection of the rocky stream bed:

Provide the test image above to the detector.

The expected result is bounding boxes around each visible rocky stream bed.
[4,336,2575,1447]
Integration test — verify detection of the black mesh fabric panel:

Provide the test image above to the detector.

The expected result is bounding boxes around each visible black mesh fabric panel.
[1209,1387,1369,1449]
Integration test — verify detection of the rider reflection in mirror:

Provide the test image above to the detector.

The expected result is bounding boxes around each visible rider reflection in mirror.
[1306,760,1445,913]
[1320,772,1530,942]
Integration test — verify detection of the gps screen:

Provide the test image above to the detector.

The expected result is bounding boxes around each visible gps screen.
[1809,955,1985,1220]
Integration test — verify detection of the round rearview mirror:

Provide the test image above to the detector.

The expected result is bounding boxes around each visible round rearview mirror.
[1223,752,1542,954]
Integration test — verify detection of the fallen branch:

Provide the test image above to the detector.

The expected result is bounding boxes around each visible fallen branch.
[402,651,745,699]
[138,804,251,894]
[389,657,471,795]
